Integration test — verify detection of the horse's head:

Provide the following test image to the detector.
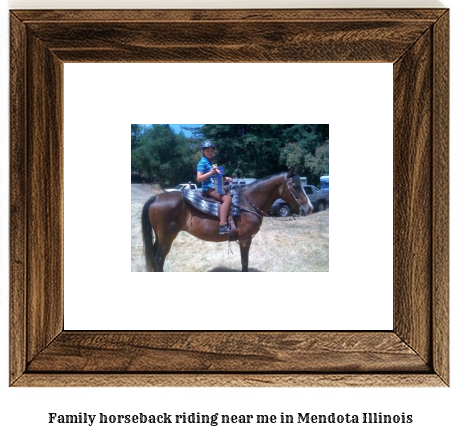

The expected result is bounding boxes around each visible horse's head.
[281,168,314,216]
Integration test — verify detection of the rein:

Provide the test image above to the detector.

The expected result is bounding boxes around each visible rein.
[239,190,268,219]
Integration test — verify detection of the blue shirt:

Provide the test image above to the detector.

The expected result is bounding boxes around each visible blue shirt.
[197,156,217,191]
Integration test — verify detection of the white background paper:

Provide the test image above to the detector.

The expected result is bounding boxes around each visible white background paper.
[1,1,458,436]
[63,63,393,331]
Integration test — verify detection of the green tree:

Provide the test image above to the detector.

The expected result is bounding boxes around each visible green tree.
[198,124,329,181]
[279,124,329,182]
[199,124,284,178]
[131,124,144,151]
[131,124,195,186]
[305,139,329,179]
[131,124,329,186]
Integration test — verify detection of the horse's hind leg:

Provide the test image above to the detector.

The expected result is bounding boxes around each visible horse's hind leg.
[239,238,253,272]
[152,236,160,271]
[154,232,178,272]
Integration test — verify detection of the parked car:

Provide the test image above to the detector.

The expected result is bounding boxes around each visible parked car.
[232,178,256,186]
[320,175,329,192]
[269,185,329,217]
[304,185,329,211]
[164,183,198,193]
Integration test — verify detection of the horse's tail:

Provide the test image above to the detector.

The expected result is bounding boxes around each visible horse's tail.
[141,196,157,272]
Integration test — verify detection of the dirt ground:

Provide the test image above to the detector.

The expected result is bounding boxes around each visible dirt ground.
[131,184,329,272]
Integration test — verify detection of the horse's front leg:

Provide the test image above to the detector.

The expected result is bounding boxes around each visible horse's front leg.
[239,238,252,272]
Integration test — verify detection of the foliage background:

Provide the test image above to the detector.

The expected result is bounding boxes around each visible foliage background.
[131,124,329,186]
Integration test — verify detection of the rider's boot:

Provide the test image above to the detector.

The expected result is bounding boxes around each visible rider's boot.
[219,223,230,234]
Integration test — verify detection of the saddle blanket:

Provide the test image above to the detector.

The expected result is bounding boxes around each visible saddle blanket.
[182,189,221,217]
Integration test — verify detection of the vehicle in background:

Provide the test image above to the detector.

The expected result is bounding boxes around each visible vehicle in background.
[232,178,256,187]
[165,178,256,194]
[320,175,329,192]
[164,183,198,193]
[304,185,329,211]
[269,184,329,217]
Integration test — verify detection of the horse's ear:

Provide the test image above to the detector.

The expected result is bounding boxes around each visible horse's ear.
[287,167,297,179]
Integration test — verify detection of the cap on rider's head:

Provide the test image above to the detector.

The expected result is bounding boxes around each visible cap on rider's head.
[201,140,216,149]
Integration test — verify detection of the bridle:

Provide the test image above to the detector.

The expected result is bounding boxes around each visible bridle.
[238,174,304,219]
[281,174,304,208]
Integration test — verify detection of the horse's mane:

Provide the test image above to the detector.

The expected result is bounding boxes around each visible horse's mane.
[243,172,285,191]
[242,171,300,192]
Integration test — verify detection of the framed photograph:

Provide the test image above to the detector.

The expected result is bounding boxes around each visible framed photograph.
[10,9,449,387]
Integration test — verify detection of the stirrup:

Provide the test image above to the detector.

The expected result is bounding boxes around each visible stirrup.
[219,224,230,234]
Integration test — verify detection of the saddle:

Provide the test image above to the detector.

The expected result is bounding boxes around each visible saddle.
[182,189,221,217]
[182,188,240,239]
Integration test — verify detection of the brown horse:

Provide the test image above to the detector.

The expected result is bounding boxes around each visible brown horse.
[141,169,313,272]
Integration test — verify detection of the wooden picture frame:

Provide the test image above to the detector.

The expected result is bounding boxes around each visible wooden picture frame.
[10,9,449,387]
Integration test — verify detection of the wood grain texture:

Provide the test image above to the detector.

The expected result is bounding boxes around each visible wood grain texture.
[27,332,429,373]
[12,9,447,22]
[26,34,64,361]
[13,9,448,64]
[9,13,28,384]
[9,9,449,387]
[14,374,447,388]
[393,28,433,364]
[24,20,435,63]
[432,11,450,385]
